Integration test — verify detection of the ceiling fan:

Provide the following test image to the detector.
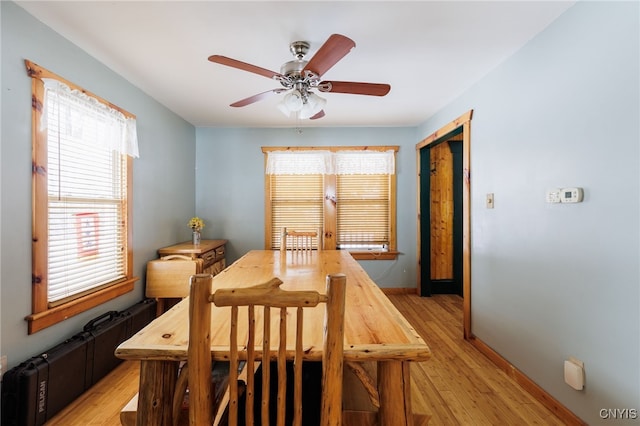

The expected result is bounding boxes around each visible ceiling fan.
[208,34,391,120]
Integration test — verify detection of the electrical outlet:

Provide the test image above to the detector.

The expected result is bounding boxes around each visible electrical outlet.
[0,355,7,382]
[564,356,584,390]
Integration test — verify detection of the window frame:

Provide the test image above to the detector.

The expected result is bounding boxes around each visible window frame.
[25,60,137,334]
[262,146,399,260]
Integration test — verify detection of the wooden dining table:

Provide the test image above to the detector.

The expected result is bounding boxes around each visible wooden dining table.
[116,249,431,425]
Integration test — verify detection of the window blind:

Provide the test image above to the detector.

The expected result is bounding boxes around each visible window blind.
[336,174,390,249]
[45,84,128,304]
[270,174,324,250]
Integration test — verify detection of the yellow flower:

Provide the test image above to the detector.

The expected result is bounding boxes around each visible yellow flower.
[188,217,205,231]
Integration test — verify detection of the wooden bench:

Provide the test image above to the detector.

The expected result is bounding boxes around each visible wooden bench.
[342,361,431,426]
[121,361,430,426]
[119,393,138,426]
[120,360,253,426]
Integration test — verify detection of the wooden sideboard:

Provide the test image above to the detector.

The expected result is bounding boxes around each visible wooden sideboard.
[157,239,227,276]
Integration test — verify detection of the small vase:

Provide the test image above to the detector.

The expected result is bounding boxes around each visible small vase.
[192,230,201,245]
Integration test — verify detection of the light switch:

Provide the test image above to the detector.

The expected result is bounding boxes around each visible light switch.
[486,193,494,209]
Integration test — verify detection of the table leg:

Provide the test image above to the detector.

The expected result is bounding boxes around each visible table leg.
[136,360,179,426]
[377,361,414,426]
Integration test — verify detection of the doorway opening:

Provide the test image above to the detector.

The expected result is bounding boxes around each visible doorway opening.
[416,110,472,338]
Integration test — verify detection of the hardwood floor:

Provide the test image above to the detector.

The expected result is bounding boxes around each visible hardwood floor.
[44,294,565,425]
[387,294,565,425]
[44,357,139,426]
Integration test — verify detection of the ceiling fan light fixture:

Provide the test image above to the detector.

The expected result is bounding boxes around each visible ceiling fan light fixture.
[277,100,292,117]
[310,92,326,110]
[283,89,304,112]
[209,34,389,121]
[298,92,326,119]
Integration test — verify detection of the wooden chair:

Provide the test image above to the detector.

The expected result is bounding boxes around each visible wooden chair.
[280,227,323,252]
[146,255,203,316]
[188,272,347,426]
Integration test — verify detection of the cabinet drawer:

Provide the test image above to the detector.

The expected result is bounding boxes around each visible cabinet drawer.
[202,247,225,269]
[157,240,227,275]
[201,250,217,268]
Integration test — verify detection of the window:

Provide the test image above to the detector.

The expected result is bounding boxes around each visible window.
[271,174,324,249]
[25,60,139,334]
[263,146,398,260]
[336,173,390,250]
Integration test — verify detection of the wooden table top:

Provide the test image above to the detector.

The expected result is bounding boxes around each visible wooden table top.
[116,250,431,363]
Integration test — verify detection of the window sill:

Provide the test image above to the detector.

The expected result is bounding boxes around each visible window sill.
[25,277,138,334]
[349,250,400,260]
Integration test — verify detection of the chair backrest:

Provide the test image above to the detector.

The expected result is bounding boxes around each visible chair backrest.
[188,273,346,426]
[280,227,323,252]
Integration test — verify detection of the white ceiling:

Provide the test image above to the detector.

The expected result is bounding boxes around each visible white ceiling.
[17,1,575,128]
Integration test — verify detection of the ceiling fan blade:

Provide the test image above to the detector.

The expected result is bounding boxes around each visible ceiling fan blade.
[303,34,355,77]
[208,55,283,80]
[230,88,288,107]
[310,110,325,120]
[319,81,391,96]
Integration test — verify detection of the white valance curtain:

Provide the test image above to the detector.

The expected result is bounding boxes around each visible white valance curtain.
[266,150,395,175]
[42,78,139,158]
[265,150,333,175]
[333,150,395,175]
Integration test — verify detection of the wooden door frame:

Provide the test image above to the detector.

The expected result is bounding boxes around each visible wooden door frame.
[416,110,473,339]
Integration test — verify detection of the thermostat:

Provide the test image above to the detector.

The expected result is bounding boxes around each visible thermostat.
[560,187,583,203]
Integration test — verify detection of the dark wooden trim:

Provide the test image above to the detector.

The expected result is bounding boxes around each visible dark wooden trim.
[450,141,463,298]
[468,335,587,426]
[428,279,459,295]
[418,143,431,296]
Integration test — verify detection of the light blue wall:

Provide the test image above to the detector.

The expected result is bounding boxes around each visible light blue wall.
[195,126,419,285]
[2,1,638,424]
[1,2,196,370]
[418,2,639,423]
